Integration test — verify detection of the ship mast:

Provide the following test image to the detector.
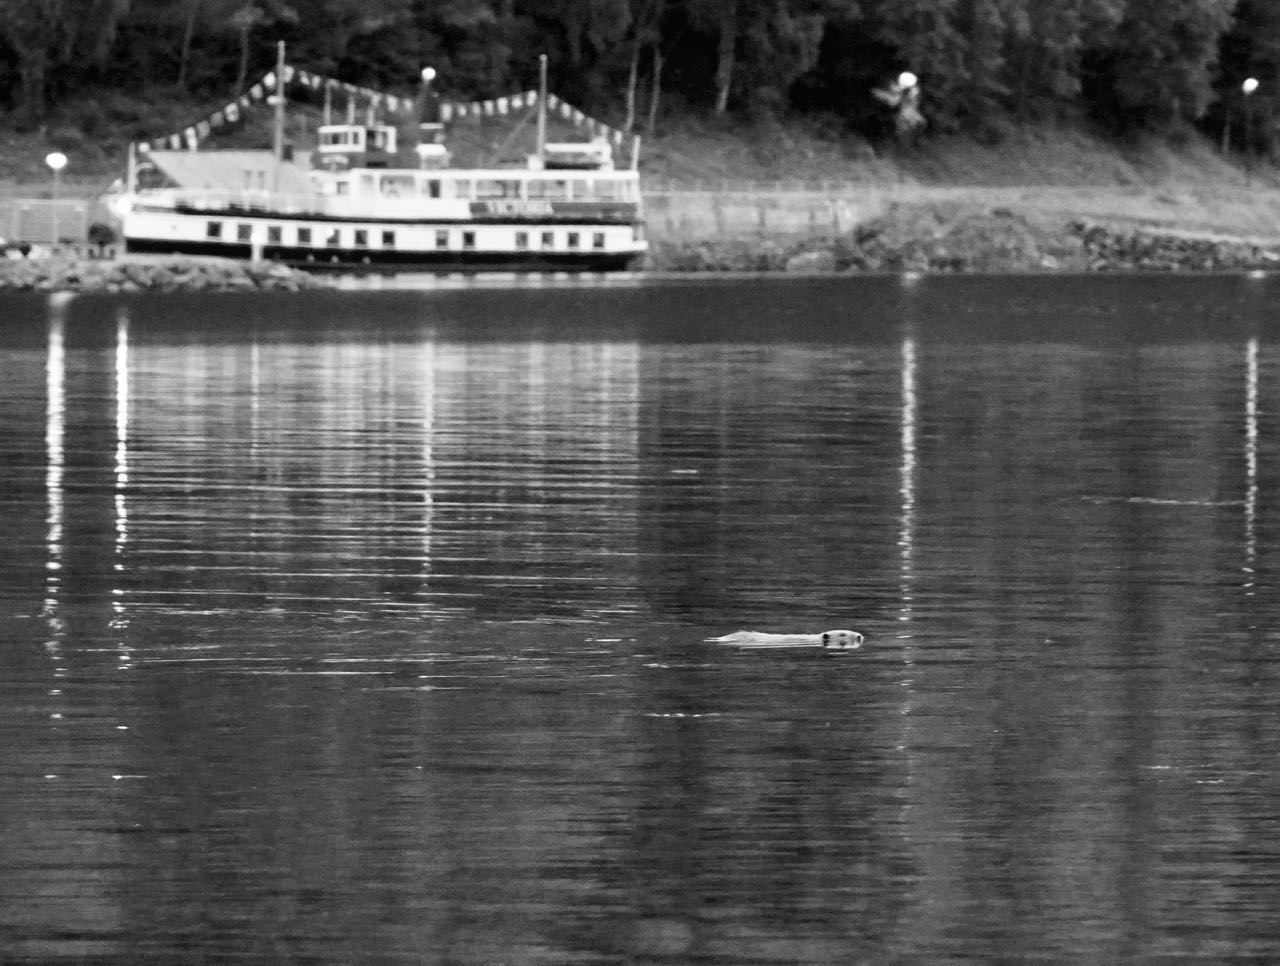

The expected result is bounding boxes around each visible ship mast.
[272,40,286,190]
[536,54,548,165]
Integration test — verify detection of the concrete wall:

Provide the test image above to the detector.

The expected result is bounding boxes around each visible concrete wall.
[642,190,875,243]
[0,199,91,245]
[640,184,933,243]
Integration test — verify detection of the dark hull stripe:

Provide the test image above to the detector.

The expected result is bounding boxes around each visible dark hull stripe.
[125,238,642,272]
[155,206,641,227]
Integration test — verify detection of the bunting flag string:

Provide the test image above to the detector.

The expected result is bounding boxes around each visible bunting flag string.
[441,89,625,147]
[135,66,626,153]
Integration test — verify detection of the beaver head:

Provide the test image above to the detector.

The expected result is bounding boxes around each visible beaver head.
[821,629,865,650]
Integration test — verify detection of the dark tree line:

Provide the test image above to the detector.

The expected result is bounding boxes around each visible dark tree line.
[0,0,1274,149]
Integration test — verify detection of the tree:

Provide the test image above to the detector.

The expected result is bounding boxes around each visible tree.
[1213,0,1280,152]
[1086,0,1234,130]
[225,0,298,96]
[177,0,205,90]
[1004,0,1124,119]
[860,0,964,128]
[0,0,131,123]
[623,0,667,131]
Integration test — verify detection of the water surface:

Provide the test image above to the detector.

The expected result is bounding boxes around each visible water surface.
[2,274,1280,963]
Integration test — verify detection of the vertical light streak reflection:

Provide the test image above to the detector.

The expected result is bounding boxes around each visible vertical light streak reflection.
[250,341,261,462]
[421,339,436,576]
[899,336,917,645]
[43,297,70,736]
[1244,337,1258,598]
[112,310,130,632]
[43,300,67,636]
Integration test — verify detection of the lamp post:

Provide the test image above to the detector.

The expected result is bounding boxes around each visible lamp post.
[413,66,439,168]
[420,67,436,126]
[1243,77,1259,185]
[45,152,68,247]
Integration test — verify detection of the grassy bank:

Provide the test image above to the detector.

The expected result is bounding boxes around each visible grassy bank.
[640,115,1280,246]
[5,107,1280,266]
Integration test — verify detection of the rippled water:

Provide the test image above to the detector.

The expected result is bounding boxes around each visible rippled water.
[3,274,1280,963]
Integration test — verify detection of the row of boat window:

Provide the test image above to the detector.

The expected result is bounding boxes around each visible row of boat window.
[207,220,609,250]
[328,174,634,201]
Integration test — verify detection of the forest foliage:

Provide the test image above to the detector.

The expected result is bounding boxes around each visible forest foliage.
[0,0,1275,150]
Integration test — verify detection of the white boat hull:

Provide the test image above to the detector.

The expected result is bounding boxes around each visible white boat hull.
[122,207,646,272]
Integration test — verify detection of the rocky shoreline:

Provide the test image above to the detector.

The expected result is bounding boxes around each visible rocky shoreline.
[3,209,1279,293]
[0,253,328,292]
[645,204,1280,274]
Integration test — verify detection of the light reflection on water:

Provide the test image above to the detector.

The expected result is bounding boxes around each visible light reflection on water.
[2,275,1280,963]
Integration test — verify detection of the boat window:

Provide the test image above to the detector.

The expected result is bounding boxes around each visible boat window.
[380,175,415,198]
[267,226,281,244]
[515,231,528,249]
[463,231,476,250]
[326,228,341,247]
[334,180,350,196]
[593,231,605,250]
[298,227,312,245]
[436,229,449,249]
[236,224,252,242]
[320,129,358,147]
[206,221,222,239]
[567,231,580,249]
[475,179,520,199]
[594,179,624,201]
[382,230,395,247]
[541,231,554,249]
[422,179,441,199]
[354,229,368,248]
[528,180,568,201]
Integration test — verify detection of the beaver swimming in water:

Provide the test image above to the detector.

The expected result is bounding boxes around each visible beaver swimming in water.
[706,629,864,650]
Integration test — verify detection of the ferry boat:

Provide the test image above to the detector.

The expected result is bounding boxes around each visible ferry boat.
[111,60,647,272]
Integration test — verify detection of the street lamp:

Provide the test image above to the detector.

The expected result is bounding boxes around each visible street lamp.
[45,152,67,247]
[1243,77,1259,185]
[416,66,442,168]
[420,65,436,121]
